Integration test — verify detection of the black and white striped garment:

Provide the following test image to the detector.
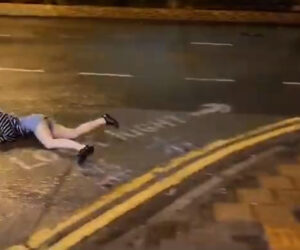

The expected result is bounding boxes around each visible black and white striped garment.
[0,111,25,143]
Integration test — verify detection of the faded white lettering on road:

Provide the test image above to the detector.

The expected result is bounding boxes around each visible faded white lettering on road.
[105,103,231,141]
[6,149,131,188]
[8,150,58,170]
[147,137,195,157]
[105,115,186,141]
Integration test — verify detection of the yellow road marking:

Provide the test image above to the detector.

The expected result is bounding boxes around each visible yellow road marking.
[6,246,29,250]
[27,117,300,249]
[50,123,300,250]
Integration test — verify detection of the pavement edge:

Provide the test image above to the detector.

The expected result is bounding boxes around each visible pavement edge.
[0,3,300,25]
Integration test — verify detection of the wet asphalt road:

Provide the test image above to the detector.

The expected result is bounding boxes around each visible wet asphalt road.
[0,17,299,248]
[0,17,299,114]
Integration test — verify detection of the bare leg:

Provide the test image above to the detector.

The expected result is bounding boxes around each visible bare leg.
[34,119,85,151]
[50,118,106,139]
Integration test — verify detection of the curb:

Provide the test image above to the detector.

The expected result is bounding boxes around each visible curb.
[0,3,300,25]
[149,146,284,223]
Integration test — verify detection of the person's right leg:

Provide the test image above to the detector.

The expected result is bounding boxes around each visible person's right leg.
[34,120,94,164]
[50,114,119,139]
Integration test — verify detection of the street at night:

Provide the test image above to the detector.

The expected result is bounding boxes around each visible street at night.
[0,13,300,250]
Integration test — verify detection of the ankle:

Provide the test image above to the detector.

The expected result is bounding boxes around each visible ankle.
[77,145,95,164]
[78,145,86,152]
[102,114,119,129]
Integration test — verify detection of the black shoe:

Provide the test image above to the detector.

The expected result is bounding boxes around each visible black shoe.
[103,114,119,129]
[77,145,94,165]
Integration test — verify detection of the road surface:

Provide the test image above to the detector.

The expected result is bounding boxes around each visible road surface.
[0,17,299,249]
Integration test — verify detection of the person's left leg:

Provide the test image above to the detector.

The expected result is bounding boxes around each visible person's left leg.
[50,118,105,139]
[50,114,119,139]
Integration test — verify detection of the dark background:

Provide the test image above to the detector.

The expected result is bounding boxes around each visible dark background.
[1,0,300,11]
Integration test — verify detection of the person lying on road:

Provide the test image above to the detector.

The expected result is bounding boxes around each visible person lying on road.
[0,111,119,164]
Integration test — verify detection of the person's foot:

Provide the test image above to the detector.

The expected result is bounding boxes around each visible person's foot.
[103,114,119,129]
[77,145,94,165]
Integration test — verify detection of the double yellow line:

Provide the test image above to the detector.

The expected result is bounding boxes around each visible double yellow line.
[12,117,300,250]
